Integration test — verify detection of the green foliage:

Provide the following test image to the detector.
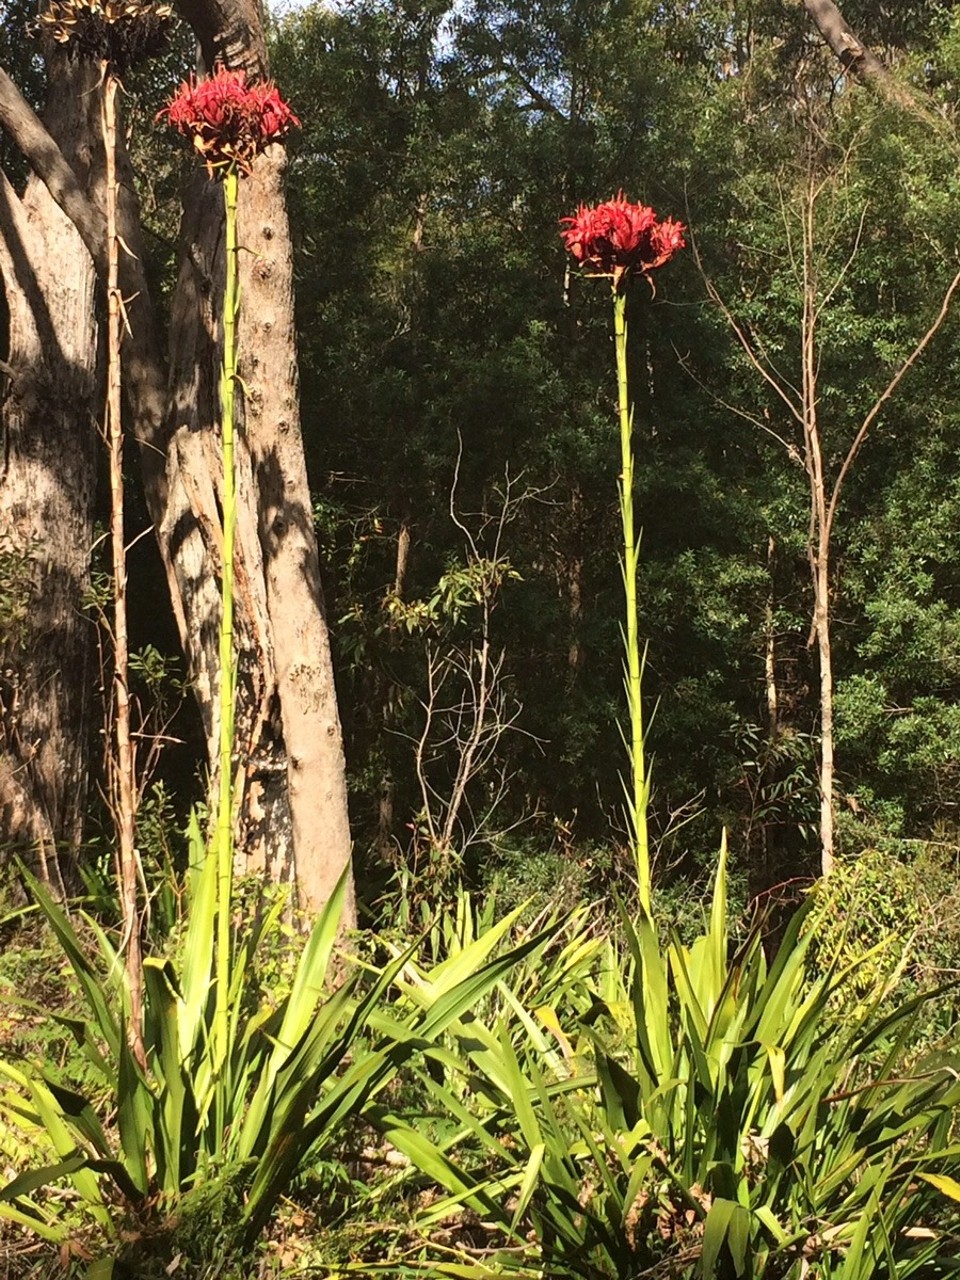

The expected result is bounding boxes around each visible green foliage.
[385,557,522,635]
[128,645,184,701]
[0,832,563,1260]
[482,833,616,920]
[264,0,960,893]
[382,851,960,1278]
[805,844,960,1051]
[804,849,923,1010]
[0,830,372,1247]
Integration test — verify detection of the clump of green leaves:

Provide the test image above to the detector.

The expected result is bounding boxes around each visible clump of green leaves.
[805,844,960,1051]
[384,556,521,635]
[382,848,960,1278]
[804,847,923,1008]
[0,829,560,1263]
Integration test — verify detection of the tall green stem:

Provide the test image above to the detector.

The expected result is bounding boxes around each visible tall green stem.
[215,165,239,1057]
[613,286,650,912]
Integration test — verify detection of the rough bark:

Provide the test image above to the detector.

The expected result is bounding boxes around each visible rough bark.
[800,0,951,135]
[163,166,288,883]
[0,58,99,883]
[0,1,356,920]
[239,154,354,915]
[801,0,902,94]
[161,0,356,919]
[566,484,584,675]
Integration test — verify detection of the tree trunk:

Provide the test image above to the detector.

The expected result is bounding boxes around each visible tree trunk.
[801,0,949,131]
[0,1,356,920]
[800,179,834,876]
[163,167,296,887]
[239,150,354,917]
[159,5,356,918]
[801,0,899,90]
[0,57,99,886]
[763,536,779,742]
[566,483,584,675]
[813,542,835,875]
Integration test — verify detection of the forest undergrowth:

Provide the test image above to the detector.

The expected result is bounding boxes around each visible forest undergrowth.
[3,837,960,1279]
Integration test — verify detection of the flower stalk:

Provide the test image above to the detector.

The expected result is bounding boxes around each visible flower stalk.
[102,64,145,1067]
[215,163,239,1061]
[34,0,174,1078]
[613,287,650,909]
[560,192,684,911]
[159,63,300,1060]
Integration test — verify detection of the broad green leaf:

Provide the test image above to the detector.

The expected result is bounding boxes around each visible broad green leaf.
[701,1197,738,1278]
[20,872,120,1059]
[629,910,672,1080]
[620,1150,654,1229]
[765,1044,786,1103]
[727,1201,751,1275]
[917,1171,960,1203]
[0,1200,68,1242]
[85,1158,149,1204]
[753,1204,790,1245]
[19,1077,107,1215]
[396,900,531,1004]
[86,1260,115,1280]
[494,1023,542,1154]
[142,958,189,1193]
[0,1154,88,1201]
[115,1032,151,1195]
[41,1078,111,1158]
[271,868,348,1057]
[375,1121,481,1200]
[179,842,217,1059]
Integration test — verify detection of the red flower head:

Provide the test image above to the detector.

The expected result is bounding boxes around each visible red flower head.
[560,192,685,289]
[157,64,300,176]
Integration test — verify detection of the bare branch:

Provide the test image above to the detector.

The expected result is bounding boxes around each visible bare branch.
[494,59,567,121]
[815,202,868,320]
[414,649,442,847]
[674,346,802,459]
[778,180,801,282]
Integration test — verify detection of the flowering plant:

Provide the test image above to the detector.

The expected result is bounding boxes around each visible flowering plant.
[561,193,684,911]
[158,62,300,1065]
[561,191,685,290]
[158,64,300,176]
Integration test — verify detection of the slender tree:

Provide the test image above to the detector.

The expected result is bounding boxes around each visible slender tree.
[697,137,960,874]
